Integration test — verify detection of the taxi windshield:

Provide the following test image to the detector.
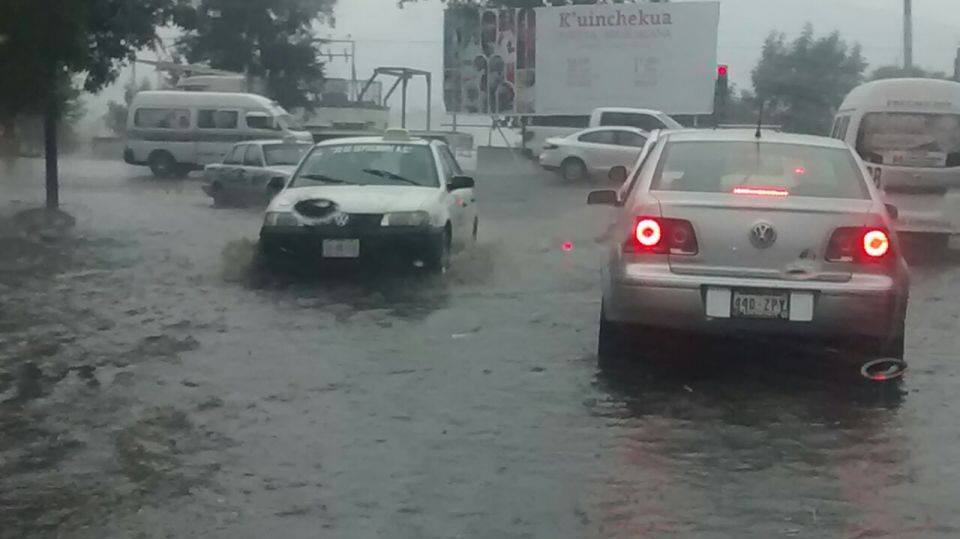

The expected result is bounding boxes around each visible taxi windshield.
[290,143,439,188]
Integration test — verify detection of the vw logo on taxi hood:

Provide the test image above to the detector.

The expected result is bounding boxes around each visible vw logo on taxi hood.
[749,222,777,249]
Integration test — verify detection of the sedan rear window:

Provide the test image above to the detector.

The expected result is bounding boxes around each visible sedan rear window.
[651,141,869,199]
[263,144,310,166]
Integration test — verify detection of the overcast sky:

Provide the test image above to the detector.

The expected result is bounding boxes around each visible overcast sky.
[86,0,960,132]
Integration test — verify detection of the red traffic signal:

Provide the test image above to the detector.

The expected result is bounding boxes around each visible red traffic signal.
[717,64,729,78]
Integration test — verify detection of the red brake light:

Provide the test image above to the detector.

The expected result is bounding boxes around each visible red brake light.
[636,219,662,247]
[717,64,728,77]
[732,186,789,197]
[863,229,890,258]
[625,217,698,255]
[827,227,893,262]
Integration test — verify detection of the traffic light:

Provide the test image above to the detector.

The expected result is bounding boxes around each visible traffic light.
[714,64,730,125]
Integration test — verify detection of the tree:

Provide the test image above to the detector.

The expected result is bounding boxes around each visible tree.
[171,0,336,110]
[104,79,153,137]
[0,0,173,209]
[752,24,866,135]
[870,65,947,81]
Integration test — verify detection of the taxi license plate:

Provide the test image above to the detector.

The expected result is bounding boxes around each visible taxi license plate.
[731,289,789,319]
[322,239,360,258]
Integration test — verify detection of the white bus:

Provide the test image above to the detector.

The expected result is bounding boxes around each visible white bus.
[833,78,960,246]
[521,107,681,157]
[125,91,313,178]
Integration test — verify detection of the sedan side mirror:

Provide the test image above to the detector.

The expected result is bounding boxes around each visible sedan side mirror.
[884,203,899,220]
[267,176,286,196]
[608,166,628,184]
[587,190,619,206]
[448,175,475,191]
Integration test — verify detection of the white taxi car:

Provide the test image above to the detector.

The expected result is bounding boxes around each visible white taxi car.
[258,131,478,272]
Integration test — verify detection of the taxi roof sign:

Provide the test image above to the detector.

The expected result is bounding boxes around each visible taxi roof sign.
[383,128,412,141]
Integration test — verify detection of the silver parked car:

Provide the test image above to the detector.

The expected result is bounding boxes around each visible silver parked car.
[589,129,910,362]
[203,140,312,206]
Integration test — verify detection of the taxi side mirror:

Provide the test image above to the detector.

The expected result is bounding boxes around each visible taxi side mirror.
[588,190,619,206]
[448,175,475,191]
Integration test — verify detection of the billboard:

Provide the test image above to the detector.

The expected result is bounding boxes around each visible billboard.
[443,2,720,116]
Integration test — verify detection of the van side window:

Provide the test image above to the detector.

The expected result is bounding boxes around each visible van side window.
[246,112,276,130]
[134,108,190,129]
[600,112,665,132]
[198,110,239,129]
[830,118,842,138]
[838,116,851,139]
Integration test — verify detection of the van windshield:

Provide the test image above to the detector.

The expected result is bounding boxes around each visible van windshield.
[856,112,960,168]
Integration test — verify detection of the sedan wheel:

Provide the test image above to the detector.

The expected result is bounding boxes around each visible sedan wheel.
[561,158,587,182]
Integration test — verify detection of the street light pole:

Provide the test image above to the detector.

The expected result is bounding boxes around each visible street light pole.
[903,0,913,69]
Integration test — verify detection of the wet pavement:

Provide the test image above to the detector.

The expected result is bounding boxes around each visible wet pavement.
[1,156,960,538]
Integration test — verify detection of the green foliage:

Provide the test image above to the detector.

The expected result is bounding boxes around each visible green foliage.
[104,79,153,136]
[870,65,947,81]
[170,0,336,109]
[751,24,867,135]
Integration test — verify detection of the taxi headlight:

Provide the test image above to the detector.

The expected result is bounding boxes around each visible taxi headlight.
[263,211,297,227]
[381,211,430,227]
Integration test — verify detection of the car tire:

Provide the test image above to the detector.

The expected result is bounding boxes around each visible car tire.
[598,303,626,364]
[561,158,587,182]
[209,182,226,207]
[148,151,177,179]
[425,228,451,274]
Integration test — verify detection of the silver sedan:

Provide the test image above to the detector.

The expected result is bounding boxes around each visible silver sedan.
[203,140,312,206]
[589,129,910,362]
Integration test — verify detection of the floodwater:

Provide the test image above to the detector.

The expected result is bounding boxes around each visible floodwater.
[2,156,960,538]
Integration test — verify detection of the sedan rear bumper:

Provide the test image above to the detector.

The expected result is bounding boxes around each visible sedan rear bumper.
[604,264,906,340]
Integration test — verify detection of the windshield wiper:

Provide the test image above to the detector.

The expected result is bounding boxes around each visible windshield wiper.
[298,173,353,184]
[362,168,421,186]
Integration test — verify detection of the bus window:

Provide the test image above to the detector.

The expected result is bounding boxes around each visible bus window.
[856,112,960,168]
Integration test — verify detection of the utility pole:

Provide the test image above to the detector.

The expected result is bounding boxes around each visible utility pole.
[954,47,960,81]
[903,0,913,69]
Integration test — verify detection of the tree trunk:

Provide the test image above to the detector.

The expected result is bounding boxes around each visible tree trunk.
[43,95,59,210]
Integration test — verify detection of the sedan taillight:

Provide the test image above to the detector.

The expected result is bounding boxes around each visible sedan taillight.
[826,227,893,262]
[624,217,698,255]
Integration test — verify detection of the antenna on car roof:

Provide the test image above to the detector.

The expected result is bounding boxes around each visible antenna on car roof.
[755,98,764,139]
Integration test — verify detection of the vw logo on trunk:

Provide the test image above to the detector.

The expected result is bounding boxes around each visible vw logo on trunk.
[333,213,350,227]
[749,222,777,249]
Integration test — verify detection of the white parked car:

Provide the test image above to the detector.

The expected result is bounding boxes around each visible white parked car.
[539,126,649,181]
[259,131,478,272]
[522,107,681,158]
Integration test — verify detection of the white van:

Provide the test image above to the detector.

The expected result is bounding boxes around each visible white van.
[833,78,960,244]
[521,107,681,157]
[125,91,314,177]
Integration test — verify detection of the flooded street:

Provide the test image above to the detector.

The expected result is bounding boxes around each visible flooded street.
[2,156,960,538]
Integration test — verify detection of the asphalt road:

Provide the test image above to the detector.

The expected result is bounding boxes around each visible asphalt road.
[2,156,960,538]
